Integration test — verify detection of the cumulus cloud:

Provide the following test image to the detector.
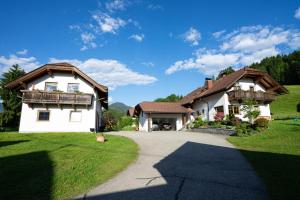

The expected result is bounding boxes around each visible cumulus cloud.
[141,62,154,67]
[167,25,300,75]
[295,7,300,19]
[92,12,126,34]
[0,53,40,74]
[182,27,201,46]
[80,32,97,51]
[49,58,157,90]
[212,30,226,39]
[105,0,127,12]
[147,4,164,11]
[129,34,144,42]
[17,49,28,55]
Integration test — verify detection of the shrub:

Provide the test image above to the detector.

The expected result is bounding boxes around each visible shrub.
[254,118,269,128]
[117,116,133,130]
[224,114,242,126]
[214,112,224,122]
[121,125,135,131]
[235,123,255,136]
[193,117,205,128]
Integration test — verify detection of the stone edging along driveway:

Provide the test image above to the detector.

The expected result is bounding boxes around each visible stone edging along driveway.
[76,131,268,200]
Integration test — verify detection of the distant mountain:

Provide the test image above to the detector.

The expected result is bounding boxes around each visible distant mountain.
[109,102,132,114]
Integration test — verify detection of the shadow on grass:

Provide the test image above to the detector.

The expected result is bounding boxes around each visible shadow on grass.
[0,140,29,148]
[0,151,53,200]
[0,141,299,200]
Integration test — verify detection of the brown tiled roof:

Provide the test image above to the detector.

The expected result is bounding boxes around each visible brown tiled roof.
[5,62,109,108]
[180,67,287,105]
[180,86,207,105]
[135,102,191,114]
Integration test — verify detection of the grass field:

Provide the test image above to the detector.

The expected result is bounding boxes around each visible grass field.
[270,85,300,119]
[228,85,300,200]
[0,133,138,200]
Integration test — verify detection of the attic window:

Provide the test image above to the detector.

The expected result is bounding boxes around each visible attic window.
[45,82,57,92]
[68,83,79,93]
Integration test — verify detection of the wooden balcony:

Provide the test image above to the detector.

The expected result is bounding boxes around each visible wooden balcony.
[21,90,93,106]
[227,89,275,103]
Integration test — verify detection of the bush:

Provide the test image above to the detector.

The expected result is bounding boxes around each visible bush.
[121,125,135,131]
[254,118,269,128]
[214,112,224,122]
[117,116,133,130]
[235,123,255,136]
[224,114,242,126]
[193,117,205,128]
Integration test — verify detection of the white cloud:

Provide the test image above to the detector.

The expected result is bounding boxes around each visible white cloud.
[147,4,163,11]
[92,12,126,34]
[166,52,240,75]
[80,32,97,51]
[182,27,201,46]
[49,58,157,90]
[167,25,300,75]
[295,7,300,19]
[108,96,114,104]
[141,62,154,67]
[0,54,40,74]
[17,49,28,55]
[106,0,127,12]
[129,34,144,42]
[212,30,226,39]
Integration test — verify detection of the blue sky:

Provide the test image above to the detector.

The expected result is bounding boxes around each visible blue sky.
[0,0,300,106]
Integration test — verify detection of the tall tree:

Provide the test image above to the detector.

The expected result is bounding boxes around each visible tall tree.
[217,66,235,79]
[154,94,183,102]
[0,65,25,127]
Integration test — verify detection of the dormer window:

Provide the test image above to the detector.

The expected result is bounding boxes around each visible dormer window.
[45,82,57,92]
[68,83,79,93]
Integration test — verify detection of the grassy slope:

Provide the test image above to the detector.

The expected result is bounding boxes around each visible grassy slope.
[270,85,300,119]
[228,120,300,200]
[0,133,138,200]
[228,85,300,200]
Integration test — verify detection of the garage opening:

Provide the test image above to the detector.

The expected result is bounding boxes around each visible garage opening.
[152,118,177,131]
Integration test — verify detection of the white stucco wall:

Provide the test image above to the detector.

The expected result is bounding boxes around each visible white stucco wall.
[138,111,148,131]
[19,72,101,133]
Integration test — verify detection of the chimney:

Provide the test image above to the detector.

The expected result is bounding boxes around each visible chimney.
[205,78,214,89]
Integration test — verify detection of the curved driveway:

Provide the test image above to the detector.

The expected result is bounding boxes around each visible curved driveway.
[77,131,268,200]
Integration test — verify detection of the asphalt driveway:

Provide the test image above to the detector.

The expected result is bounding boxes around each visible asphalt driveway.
[77,131,268,200]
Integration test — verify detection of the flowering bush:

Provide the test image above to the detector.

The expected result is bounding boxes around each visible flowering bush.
[214,112,224,122]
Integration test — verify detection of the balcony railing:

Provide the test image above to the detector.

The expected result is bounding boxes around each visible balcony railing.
[21,90,93,105]
[227,89,275,103]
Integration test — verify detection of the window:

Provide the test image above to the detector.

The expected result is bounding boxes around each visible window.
[249,86,254,92]
[69,111,82,122]
[45,82,57,92]
[202,109,205,114]
[67,83,79,93]
[228,105,240,114]
[214,106,224,113]
[37,111,50,121]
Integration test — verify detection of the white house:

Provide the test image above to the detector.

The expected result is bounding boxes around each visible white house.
[6,62,108,133]
[132,67,287,132]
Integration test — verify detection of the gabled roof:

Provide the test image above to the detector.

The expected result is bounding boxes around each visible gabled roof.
[135,102,192,114]
[5,62,109,108]
[181,67,287,105]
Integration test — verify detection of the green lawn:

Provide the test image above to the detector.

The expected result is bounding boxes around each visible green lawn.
[270,85,300,119]
[228,120,300,200]
[0,133,138,200]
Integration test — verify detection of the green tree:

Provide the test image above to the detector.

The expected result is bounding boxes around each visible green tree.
[154,94,183,102]
[0,65,25,127]
[241,100,260,125]
[217,66,235,79]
